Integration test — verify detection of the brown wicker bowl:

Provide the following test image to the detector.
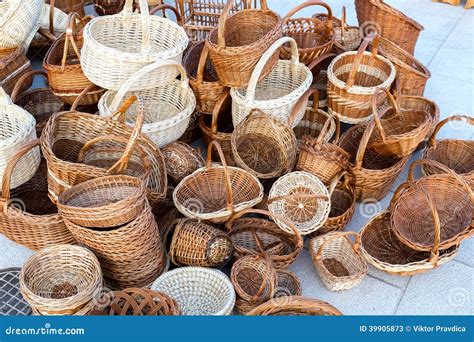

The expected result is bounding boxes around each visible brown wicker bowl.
[247,296,343,316]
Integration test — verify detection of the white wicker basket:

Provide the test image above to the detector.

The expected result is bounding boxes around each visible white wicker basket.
[268,171,331,236]
[151,267,236,315]
[81,0,188,91]
[0,0,43,48]
[98,61,196,148]
[32,3,68,45]
[230,37,313,128]
[0,88,40,189]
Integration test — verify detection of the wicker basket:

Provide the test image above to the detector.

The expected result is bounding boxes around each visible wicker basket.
[0,0,42,49]
[98,60,196,148]
[44,13,104,106]
[226,208,304,269]
[20,245,102,315]
[183,41,227,114]
[281,1,335,65]
[173,140,264,224]
[198,89,235,166]
[333,6,361,54]
[94,0,125,15]
[231,37,313,128]
[31,1,70,50]
[11,70,64,136]
[377,36,430,96]
[296,115,350,185]
[355,0,423,55]
[57,175,147,228]
[231,108,298,179]
[41,97,167,206]
[161,142,204,183]
[0,88,40,190]
[338,119,409,201]
[81,0,188,91]
[310,231,367,291]
[327,34,396,124]
[247,296,342,316]
[169,218,233,267]
[206,0,282,88]
[0,47,33,96]
[64,203,167,289]
[391,160,473,251]
[0,140,74,251]
[179,111,202,144]
[423,115,473,188]
[368,88,432,157]
[267,171,331,236]
[176,0,247,42]
[151,267,235,315]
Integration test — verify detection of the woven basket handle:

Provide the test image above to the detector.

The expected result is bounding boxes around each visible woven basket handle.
[283,1,333,35]
[60,12,86,72]
[123,0,152,53]
[196,43,211,85]
[76,135,151,176]
[314,231,362,260]
[267,193,330,206]
[287,87,318,126]
[10,70,48,102]
[328,170,351,195]
[205,140,234,211]
[48,0,56,35]
[345,33,379,90]
[371,87,400,143]
[428,115,474,148]
[245,37,299,103]
[1,140,41,204]
[108,60,188,113]
[70,84,96,111]
[316,113,340,145]
[210,89,230,135]
[150,4,184,26]
[340,6,347,39]
[408,159,474,203]
[217,0,269,48]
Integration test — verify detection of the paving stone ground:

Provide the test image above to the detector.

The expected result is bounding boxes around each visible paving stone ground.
[1,0,472,315]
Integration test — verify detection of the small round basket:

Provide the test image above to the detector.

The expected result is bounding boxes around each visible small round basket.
[247,296,342,316]
[169,219,233,267]
[20,245,102,316]
[151,267,235,315]
[173,141,264,224]
[332,6,361,54]
[161,142,204,184]
[90,288,180,316]
[267,171,331,236]
[309,231,368,291]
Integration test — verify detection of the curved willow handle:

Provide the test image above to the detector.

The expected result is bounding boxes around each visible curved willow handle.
[371,87,400,143]
[314,231,362,260]
[210,89,230,135]
[150,4,184,26]
[60,12,87,72]
[10,70,48,102]
[428,115,474,148]
[345,33,379,90]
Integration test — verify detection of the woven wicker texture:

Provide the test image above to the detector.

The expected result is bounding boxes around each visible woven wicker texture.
[231,37,313,128]
[310,231,367,291]
[0,140,74,251]
[173,140,263,223]
[81,0,188,91]
[0,88,41,189]
[247,296,342,316]
[327,34,396,124]
[32,1,70,49]
[0,0,42,49]
[0,268,32,316]
[206,0,282,88]
[267,171,331,236]
[40,97,167,207]
[11,70,64,136]
[355,0,423,55]
[169,218,233,267]
[297,114,350,185]
[226,208,304,269]
[46,0,85,15]
[90,288,180,316]
[0,47,33,96]
[368,88,432,157]
[423,115,473,189]
[198,89,235,166]
[94,0,125,16]
[281,1,335,65]
[161,142,204,183]
[391,160,473,251]
[151,267,235,315]
[20,245,102,315]
[338,118,409,201]
[332,6,361,54]
[64,203,167,289]
[183,40,227,114]
[57,175,147,228]
[98,60,196,148]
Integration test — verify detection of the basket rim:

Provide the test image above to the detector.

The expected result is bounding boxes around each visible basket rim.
[0,107,36,149]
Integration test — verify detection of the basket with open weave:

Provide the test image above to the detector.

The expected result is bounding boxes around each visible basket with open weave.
[247,296,343,316]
